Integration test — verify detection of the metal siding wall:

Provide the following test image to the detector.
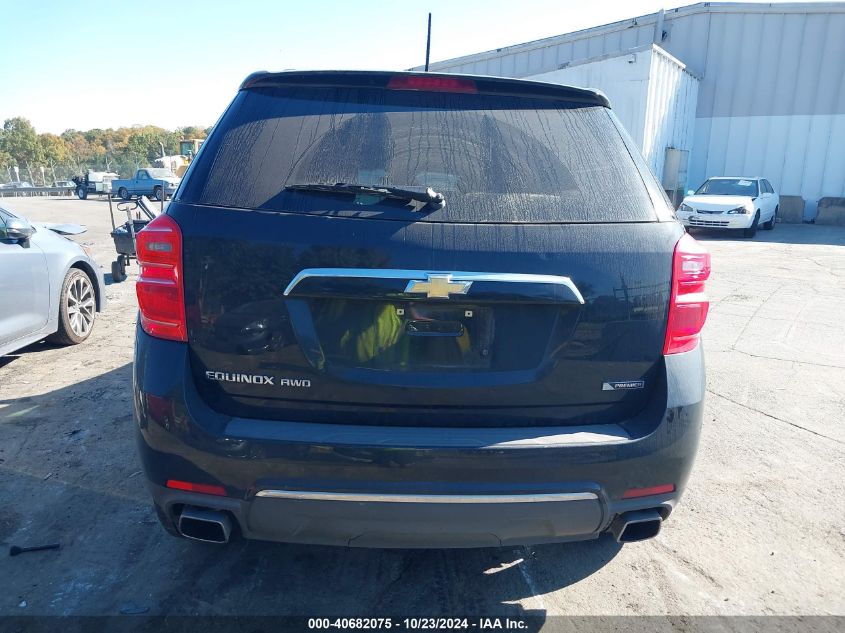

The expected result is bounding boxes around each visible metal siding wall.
[515,51,529,75]
[643,50,700,181]
[618,28,637,52]
[605,29,623,55]
[426,22,655,77]
[822,115,845,197]
[528,48,543,75]
[572,38,590,62]
[558,42,575,67]
[526,52,652,149]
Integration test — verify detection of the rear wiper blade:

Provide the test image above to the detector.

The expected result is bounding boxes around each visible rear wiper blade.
[284,183,445,211]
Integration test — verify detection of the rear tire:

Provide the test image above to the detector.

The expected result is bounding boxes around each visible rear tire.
[48,268,96,345]
[763,207,777,230]
[743,212,760,238]
[118,187,130,201]
[76,187,87,200]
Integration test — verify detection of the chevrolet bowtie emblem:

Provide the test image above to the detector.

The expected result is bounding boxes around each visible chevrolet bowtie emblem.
[404,274,472,299]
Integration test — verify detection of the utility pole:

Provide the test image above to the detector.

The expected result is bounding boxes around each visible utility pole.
[425,13,432,71]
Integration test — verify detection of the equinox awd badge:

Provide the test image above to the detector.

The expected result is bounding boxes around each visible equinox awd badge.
[205,371,311,388]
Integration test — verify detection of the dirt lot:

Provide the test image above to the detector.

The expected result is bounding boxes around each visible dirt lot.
[1,197,844,618]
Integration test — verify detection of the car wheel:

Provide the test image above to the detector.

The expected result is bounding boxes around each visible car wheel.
[48,269,96,345]
[118,187,131,201]
[763,206,777,230]
[76,187,88,200]
[743,211,760,238]
[153,186,164,201]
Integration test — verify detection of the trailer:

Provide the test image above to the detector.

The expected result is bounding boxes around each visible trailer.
[73,171,120,200]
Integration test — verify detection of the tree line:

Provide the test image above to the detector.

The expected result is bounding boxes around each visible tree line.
[0,117,210,185]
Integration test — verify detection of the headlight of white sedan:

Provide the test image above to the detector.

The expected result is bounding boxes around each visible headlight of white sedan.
[726,206,751,215]
[679,203,694,213]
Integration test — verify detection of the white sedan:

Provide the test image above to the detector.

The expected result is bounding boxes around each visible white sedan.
[676,177,779,238]
[0,206,105,356]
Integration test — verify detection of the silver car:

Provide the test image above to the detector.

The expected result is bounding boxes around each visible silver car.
[0,206,105,356]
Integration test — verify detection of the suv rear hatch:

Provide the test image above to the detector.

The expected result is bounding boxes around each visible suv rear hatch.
[169,71,681,427]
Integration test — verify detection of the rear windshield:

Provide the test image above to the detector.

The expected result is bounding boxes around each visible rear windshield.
[179,86,656,223]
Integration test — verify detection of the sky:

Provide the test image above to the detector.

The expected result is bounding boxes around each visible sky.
[0,0,817,134]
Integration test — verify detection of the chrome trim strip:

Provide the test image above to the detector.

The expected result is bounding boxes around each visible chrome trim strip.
[254,490,598,503]
[283,268,585,304]
[227,418,630,447]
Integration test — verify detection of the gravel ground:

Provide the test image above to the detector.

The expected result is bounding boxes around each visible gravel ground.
[0,197,843,618]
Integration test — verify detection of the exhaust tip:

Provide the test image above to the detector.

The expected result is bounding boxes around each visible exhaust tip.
[610,509,662,543]
[177,506,233,544]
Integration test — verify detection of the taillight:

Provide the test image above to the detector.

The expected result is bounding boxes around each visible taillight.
[136,214,187,342]
[387,75,477,93]
[663,232,711,355]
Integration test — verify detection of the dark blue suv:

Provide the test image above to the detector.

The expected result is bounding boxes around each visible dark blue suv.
[133,71,710,547]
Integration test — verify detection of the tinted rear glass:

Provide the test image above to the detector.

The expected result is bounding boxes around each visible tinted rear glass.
[180,86,656,223]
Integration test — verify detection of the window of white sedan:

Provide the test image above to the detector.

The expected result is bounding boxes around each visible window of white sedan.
[695,178,759,197]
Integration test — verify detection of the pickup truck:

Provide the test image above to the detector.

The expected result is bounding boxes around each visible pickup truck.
[112,168,181,201]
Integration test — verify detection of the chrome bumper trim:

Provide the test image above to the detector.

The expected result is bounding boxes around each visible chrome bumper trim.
[254,490,598,503]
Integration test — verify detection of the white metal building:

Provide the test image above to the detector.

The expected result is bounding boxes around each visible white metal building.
[416,2,845,218]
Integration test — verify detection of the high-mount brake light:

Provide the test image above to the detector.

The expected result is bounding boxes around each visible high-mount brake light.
[663,233,711,355]
[387,75,478,93]
[135,214,187,342]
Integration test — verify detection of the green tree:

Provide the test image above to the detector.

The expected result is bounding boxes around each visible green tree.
[177,125,208,140]
[40,133,68,164]
[1,118,212,178]
[124,126,178,168]
[61,130,93,174]
[2,117,44,166]
[39,133,70,182]
[0,149,14,182]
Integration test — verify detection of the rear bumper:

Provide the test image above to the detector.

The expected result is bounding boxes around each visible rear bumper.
[133,327,704,548]
[147,483,627,547]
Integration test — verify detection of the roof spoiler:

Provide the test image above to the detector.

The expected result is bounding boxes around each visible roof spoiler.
[239,70,611,108]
